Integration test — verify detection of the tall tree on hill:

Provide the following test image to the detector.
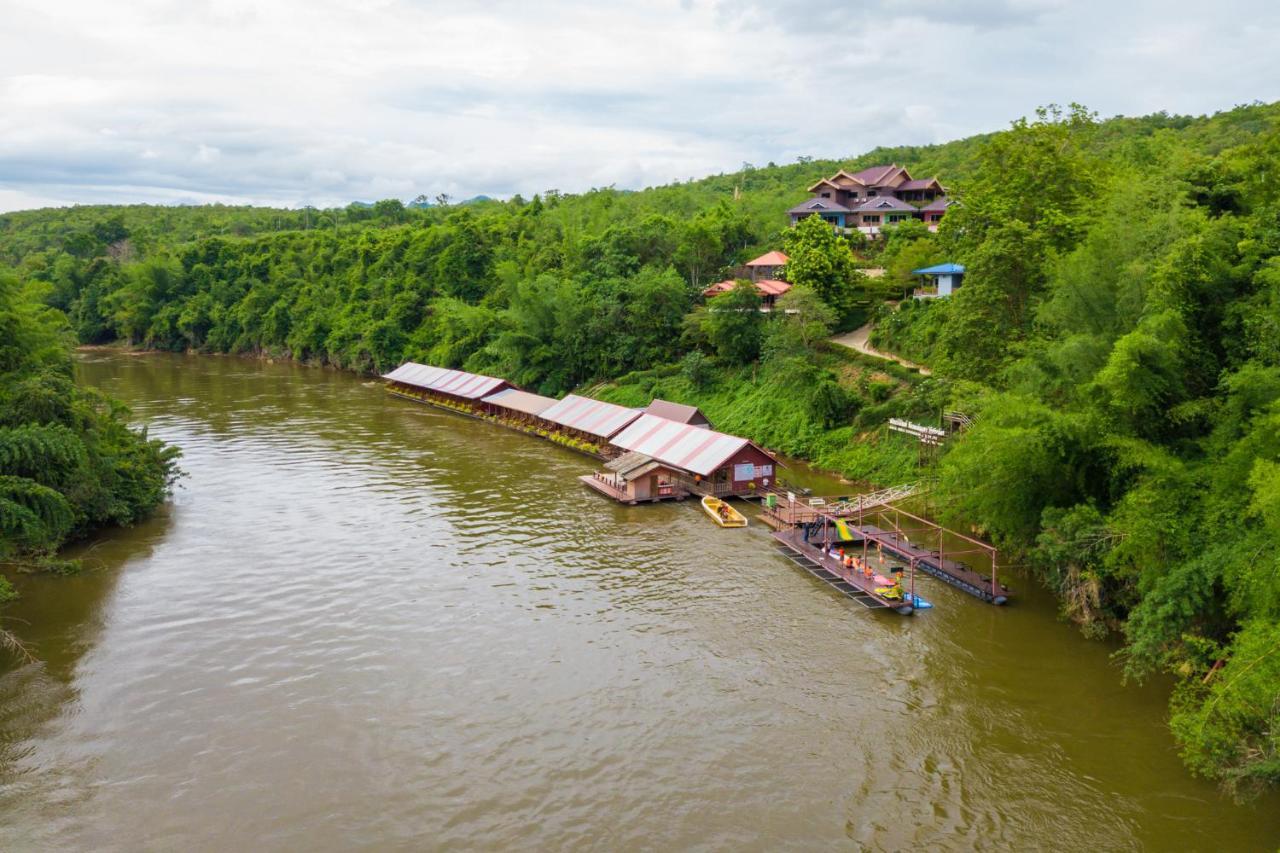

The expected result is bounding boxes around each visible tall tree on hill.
[782,214,865,330]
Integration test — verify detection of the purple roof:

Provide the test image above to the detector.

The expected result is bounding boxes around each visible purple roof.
[848,164,903,186]
[383,362,510,400]
[788,198,852,214]
[922,196,954,212]
[538,394,643,439]
[853,196,917,212]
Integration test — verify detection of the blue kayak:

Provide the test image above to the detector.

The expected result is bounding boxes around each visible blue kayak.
[910,593,934,609]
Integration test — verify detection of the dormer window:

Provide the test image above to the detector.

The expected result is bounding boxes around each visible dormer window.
[820,192,830,198]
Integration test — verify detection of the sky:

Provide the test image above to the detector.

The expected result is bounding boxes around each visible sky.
[1,0,1278,213]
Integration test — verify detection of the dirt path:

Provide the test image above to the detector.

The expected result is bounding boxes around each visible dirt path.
[831,323,932,375]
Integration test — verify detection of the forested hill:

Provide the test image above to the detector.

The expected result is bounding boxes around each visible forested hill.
[3,100,1280,794]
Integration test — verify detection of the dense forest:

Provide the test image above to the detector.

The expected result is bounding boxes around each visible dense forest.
[0,272,180,621]
[1,101,1278,792]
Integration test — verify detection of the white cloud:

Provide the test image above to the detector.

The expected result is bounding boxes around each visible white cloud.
[0,0,1277,211]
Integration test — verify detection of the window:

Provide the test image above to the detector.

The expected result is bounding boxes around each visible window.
[867,190,878,197]
[734,463,755,481]
[863,214,880,223]
[820,192,830,198]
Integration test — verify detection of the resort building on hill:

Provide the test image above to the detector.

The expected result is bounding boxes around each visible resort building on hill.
[911,262,966,299]
[788,164,953,237]
[701,250,792,310]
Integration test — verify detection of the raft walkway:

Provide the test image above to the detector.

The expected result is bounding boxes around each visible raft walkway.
[767,495,1009,605]
[772,528,916,614]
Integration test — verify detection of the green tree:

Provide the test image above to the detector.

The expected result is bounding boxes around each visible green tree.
[700,281,763,363]
[783,214,865,329]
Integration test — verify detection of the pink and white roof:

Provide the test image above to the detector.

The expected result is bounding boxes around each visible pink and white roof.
[382,362,510,400]
[538,394,643,439]
[610,414,773,477]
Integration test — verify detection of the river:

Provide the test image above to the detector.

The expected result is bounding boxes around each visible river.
[0,352,1275,851]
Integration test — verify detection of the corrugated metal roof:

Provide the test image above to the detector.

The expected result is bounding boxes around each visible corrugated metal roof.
[538,394,643,439]
[382,362,509,400]
[610,414,773,477]
[481,388,557,416]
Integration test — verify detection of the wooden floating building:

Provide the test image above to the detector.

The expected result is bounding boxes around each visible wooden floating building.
[383,363,512,414]
[537,394,644,455]
[382,361,782,499]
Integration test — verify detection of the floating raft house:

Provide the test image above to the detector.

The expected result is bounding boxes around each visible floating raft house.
[382,363,511,413]
[480,388,557,425]
[609,414,779,496]
[537,394,644,450]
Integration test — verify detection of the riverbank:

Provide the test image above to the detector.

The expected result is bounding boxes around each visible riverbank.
[79,341,935,491]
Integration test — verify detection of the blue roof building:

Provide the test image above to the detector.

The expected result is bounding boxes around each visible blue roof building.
[911,263,966,298]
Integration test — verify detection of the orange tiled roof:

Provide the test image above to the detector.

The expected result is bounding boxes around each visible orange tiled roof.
[746,250,789,267]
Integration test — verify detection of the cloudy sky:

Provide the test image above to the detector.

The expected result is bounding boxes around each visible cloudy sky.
[1,0,1277,212]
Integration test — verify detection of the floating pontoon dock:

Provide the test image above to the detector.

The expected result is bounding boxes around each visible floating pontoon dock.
[767,494,1009,605]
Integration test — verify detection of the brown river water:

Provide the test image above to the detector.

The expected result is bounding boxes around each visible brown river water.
[0,352,1276,851]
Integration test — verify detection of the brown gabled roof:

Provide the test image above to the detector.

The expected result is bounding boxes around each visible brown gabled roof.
[746,250,789,267]
[805,177,842,193]
[644,399,711,427]
[848,164,903,186]
[831,170,867,187]
[898,177,943,191]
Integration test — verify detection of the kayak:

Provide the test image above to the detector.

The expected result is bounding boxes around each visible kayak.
[701,495,747,528]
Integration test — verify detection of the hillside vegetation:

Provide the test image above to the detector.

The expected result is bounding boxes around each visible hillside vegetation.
[2,101,1278,791]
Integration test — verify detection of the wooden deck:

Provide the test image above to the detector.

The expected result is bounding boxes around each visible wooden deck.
[768,492,1010,606]
[759,482,923,529]
[579,473,687,505]
[772,529,915,614]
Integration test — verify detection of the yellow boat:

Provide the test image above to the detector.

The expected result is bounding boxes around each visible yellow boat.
[701,495,747,528]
